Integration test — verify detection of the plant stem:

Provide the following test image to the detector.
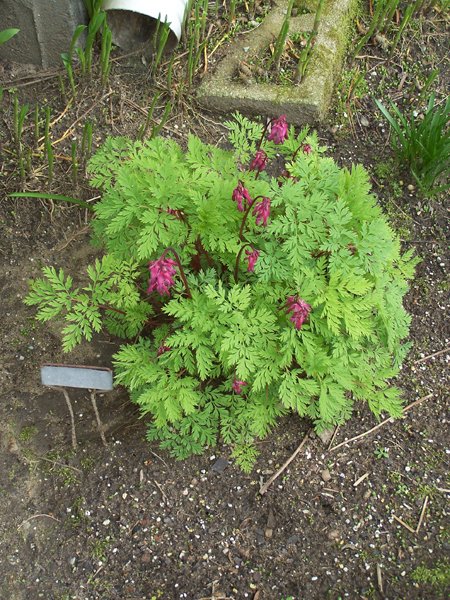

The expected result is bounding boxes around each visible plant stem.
[233,243,252,283]
[256,119,273,151]
[238,195,264,241]
[162,247,192,298]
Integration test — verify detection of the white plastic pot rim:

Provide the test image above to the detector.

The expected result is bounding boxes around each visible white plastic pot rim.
[102,0,189,40]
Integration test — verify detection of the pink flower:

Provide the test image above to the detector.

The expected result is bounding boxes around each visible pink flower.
[302,143,312,155]
[267,115,288,144]
[249,149,268,172]
[252,197,271,227]
[245,247,260,272]
[157,345,171,356]
[232,379,247,394]
[147,256,177,296]
[286,295,311,330]
[232,181,252,212]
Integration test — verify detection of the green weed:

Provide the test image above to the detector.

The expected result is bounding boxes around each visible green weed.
[375,94,450,196]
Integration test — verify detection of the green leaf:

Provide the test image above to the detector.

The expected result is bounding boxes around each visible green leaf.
[0,28,20,46]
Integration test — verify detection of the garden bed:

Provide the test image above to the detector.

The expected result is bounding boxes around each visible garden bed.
[0,2,449,599]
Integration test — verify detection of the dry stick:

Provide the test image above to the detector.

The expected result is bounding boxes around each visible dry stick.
[376,564,383,595]
[52,91,113,147]
[259,429,312,495]
[32,455,82,474]
[329,393,433,453]
[414,346,450,364]
[416,496,429,534]
[18,513,61,529]
[353,472,369,487]
[392,514,416,534]
[327,424,340,450]
[90,391,108,448]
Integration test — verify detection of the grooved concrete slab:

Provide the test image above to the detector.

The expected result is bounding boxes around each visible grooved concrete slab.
[0,0,87,68]
[198,0,357,124]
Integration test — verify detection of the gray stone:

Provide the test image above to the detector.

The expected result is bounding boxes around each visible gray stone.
[0,0,87,68]
[211,457,229,473]
[198,0,358,125]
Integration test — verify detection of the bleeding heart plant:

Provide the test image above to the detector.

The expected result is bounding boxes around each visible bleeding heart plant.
[25,113,418,471]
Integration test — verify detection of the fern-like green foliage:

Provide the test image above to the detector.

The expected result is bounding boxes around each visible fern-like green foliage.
[25,114,418,468]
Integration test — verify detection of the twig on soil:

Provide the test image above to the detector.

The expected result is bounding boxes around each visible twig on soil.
[376,564,383,595]
[327,424,340,450]
[148,450,169,468]
[259,429,312,495]
[88,564,104,582]
[328,393,433,453]
[435,487,450,494]
[18,513,60,529]
[198,580,232,600]
[52,91,113,147]
[416,496,429,534]
[152,479,169,504]
[392,514,416,534]
[414,347,450,364]
[32,455,82,474]
[55,225,90,251]
[353,472,369,487]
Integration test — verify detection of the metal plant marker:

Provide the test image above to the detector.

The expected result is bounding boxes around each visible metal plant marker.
[41,364,113,450]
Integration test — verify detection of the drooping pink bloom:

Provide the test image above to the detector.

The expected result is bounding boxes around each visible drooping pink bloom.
[252,197,271,227]
[267,115,288,144]
[147,256,177,296]
[302,143,312,155]
[232,181,252,212]
[245,247,260,273]
[286,295,311,330]
[249,149,268,172]
[157,345,171,356]
[232,379,247,394]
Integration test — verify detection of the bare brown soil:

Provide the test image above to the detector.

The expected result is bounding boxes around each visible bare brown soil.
[0,3,449,599]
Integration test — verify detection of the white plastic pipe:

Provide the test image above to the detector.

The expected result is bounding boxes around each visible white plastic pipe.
[103,0,189,41]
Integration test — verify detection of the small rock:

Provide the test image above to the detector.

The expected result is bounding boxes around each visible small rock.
[363,490,371,500]
[360,115,370,127]
[212,457,229,473]
[407,184,415,191]
[265,528,273,539]
[141,552,151,564]
[316,429,334,445]
[286,535,300,545]
[328,529,340,541]
[321,468,331,482]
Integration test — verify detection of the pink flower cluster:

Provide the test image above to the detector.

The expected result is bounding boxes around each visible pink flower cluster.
[157,345,171,356]
[232,181,252,212]
[267,115,288,145]
[245,247,260,272]
[286,295,311,330]
[232,379,247,394]
[147,256,177,296]
[249,149,268,172]
[252,197,271,227]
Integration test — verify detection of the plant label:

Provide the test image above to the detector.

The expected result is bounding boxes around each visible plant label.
[41,364,113,391]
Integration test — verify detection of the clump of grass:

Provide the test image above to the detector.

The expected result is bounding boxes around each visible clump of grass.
[375,94,450,196]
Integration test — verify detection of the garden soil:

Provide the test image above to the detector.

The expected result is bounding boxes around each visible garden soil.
[0,8,449,599]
